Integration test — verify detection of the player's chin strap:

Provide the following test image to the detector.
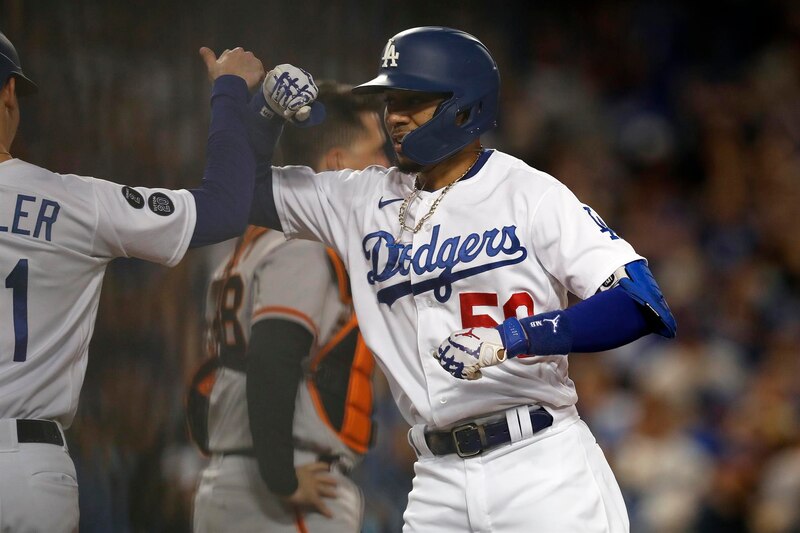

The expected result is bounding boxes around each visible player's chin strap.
[498,260,677,358]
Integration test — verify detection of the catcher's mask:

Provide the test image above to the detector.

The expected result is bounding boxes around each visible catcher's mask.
[353,26,499,166]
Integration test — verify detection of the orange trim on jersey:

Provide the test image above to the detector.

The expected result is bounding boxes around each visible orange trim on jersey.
[196,372,216,397]
[294,508,308,533]
[307,314,375,454]
[224,225,270,274]
[252,305,318,339]
[325,248,351,305]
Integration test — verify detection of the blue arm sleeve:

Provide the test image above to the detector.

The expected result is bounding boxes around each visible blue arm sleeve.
[248,89,284,231]
[189,75,256,247]
[565,286,652,352]
[249,163,282,230]
[499,287,655,356]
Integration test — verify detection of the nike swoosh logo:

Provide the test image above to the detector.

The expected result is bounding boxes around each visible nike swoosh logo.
[378,196,404,209]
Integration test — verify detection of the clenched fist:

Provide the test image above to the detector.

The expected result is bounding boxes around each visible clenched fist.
[434,327,507,380]
[259,64,320,124]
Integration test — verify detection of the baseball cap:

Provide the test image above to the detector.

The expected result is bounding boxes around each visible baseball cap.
[0,30,37,96]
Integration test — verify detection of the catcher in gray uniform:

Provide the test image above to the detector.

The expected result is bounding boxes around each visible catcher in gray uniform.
[190,80,389,532]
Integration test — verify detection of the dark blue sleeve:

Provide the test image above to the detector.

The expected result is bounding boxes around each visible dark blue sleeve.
[565,287,652,352]
[503,287,655,356]
[248,89,284,231]
[249,164,283,230]
[189,75,256,247]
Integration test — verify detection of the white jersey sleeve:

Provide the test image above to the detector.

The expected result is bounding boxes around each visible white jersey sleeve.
[89,178,196,266]
[531,183,642,300]
[272,165,383,251]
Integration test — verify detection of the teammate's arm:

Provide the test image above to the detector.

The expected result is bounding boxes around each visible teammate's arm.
[247,65,326,232]
[192,61,323,243]
[189,47,262,247]
[250,166,282,230]
[435,260,677,380]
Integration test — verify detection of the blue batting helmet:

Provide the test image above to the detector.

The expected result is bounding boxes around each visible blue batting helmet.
[0,31,36,96]
[353,27,499,166]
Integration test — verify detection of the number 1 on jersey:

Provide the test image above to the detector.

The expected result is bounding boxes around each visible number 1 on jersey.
[5,259,28,362]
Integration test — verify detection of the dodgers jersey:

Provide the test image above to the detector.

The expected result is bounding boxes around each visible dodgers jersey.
[0,159,196,428]
[273,150,642,429]
[205,227,361,464]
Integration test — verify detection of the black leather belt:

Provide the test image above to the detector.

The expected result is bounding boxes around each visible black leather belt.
[425,407,554,458]
[16,419,64,446]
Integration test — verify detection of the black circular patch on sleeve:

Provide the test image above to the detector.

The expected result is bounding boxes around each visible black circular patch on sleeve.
[601,274,616,289]
[148,192,175,216]
[121,186,144,209]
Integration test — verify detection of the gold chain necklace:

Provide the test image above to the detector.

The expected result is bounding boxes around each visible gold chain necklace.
[395,150,482,243]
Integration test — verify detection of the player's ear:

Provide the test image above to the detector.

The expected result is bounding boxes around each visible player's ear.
[0,77,16,107]
[322,147,344,172]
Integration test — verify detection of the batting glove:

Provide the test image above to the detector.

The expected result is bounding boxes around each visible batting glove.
[256,64,325,126]
[434,327,508,380]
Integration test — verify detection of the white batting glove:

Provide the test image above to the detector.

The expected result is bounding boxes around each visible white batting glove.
[258,64,318,123]
[434,327,507,380]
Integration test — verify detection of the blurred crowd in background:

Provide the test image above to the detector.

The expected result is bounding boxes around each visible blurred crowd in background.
[3,0,800,531]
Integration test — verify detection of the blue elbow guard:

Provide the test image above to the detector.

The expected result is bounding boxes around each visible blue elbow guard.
[618,260,677,338]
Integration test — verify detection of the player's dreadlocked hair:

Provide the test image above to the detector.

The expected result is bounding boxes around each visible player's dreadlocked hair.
[275,80,385,169]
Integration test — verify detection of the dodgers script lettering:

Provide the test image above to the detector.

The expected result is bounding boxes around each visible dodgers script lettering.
[362,224,527,306]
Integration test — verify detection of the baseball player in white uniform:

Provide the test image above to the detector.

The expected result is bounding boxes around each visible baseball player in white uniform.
[191,81,389,532]
[0,30,318,532]
[247,27,677,532]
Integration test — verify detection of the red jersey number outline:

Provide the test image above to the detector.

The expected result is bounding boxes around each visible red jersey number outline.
[459,291,534,328]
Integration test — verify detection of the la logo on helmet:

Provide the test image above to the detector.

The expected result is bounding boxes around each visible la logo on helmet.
[381,39,399,68]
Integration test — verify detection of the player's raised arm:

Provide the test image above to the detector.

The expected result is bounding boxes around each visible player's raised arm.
[246,65,325,231]
[188,47,264,247]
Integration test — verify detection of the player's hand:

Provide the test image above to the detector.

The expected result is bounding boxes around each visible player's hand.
[257,64,324,125]
[434,327,507,380]
[199,46,265,92]
[282,462,338,518]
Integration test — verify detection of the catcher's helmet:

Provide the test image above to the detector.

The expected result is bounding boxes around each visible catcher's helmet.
[0,31,36,96]
[353,27,499,166]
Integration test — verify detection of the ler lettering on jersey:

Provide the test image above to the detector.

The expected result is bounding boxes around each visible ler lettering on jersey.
[0,193,60,241]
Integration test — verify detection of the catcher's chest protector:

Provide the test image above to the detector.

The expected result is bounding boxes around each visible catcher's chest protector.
[186,356,219,456]
[186,246,376,455]
[307,249,376,453]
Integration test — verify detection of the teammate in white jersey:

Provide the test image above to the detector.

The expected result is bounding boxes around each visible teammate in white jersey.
[248,27,676,532]
[191,81,389,532]
[0,30,320,532]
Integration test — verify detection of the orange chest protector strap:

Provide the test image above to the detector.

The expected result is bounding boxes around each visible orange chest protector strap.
[185,356,220,456]
[306,250,376,454]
